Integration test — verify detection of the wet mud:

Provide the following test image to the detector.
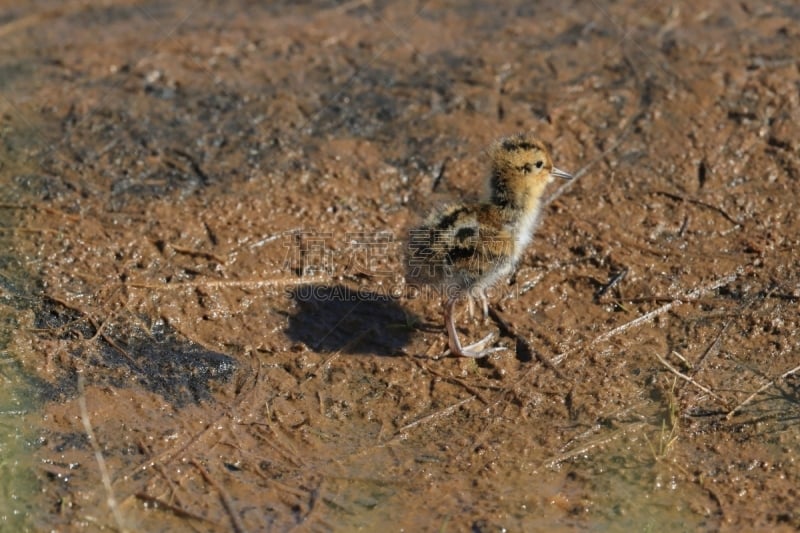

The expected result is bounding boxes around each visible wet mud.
[1,1,799,531]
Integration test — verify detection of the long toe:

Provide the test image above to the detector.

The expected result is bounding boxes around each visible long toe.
[458,345,506,358]
[457,332,506,358]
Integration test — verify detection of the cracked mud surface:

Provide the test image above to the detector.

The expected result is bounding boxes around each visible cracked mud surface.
[1,1,799,531]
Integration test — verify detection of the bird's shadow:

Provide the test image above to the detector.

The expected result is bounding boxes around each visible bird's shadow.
[284,284,416,356]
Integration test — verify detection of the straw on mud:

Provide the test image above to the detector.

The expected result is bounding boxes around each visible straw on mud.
[46,293,141,369]
[190,459,248,533]
[248,227,303,249]
[125,276,328,290]
[395,396,475,436]
[77,375,127,532]
[0,202,82,221]
[694,319,733,372]
[558,401,649,453]
[151,462,182,504]
[695,285,775,373]
[492,275,714,417]
[410,357,492,404]
[134,492,219,526]
[303,327,374,382]
[653,352,728,407]
[488,266,748,444]
[552,266,745,365]
[235,453,310,499]
[168,243,227,264]
[649,190,740,226]
[726,363,800,420]
[544,422,648,468]
[117,412,226,485]
[488,306,566,379]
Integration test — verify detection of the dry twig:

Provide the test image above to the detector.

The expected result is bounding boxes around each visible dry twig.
[726,363,800,420]
[134,492,219,526]
[552,266,745,365]
[653,352,728,407]
[190,460,248,533]
[124,276,326,290]
[78,376,127,532]
[394,396,475,436]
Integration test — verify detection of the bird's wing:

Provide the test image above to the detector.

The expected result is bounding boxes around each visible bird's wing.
[406,204,513,286]
[452,207,513,277]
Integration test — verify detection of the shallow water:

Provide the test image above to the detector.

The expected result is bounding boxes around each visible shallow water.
[0,212,37,531]
[0,373,37,532]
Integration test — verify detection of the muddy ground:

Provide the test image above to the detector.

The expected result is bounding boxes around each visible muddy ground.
[1,1,799,531]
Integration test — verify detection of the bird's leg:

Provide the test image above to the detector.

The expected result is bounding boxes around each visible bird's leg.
[477,289,489,322]
[444,296,505,358]
[466,294,475,320]
[467,289,489,324]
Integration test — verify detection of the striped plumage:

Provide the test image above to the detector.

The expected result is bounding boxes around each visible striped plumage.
[407,132,572,358]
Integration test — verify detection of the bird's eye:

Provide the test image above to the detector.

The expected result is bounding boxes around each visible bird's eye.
[535,160,544,169]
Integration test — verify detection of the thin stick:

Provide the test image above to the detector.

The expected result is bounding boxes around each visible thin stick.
[44,294,141,368]
[169,244,227,264]
[134,492,219,525]
[649,190,740,226]
[395,396,474,435]
[190,460,248,533]
[410,357,492,404]
[116,415,225,484]
[696,284,778,373]
[303,327,373,382]
[726,363,800,420]
[248,227,302,250]
[124,276,327,290]
[78,376,127,532]
[544,422,647,468]
[322,0,373,16]
[653,352,728,406]
[488,307,566,379]
[0,202,81,221]
[0,227,58,234]
[553,267,744,365]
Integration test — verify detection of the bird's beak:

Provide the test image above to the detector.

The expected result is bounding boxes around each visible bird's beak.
[550,167,573,180]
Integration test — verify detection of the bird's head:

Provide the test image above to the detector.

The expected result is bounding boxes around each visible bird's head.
[487,132,572,207]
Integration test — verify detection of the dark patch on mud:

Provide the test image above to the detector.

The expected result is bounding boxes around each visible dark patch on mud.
[285,284,412,355]
[34,297,237,405]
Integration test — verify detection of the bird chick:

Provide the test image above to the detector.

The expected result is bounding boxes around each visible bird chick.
[407,132,572,358]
